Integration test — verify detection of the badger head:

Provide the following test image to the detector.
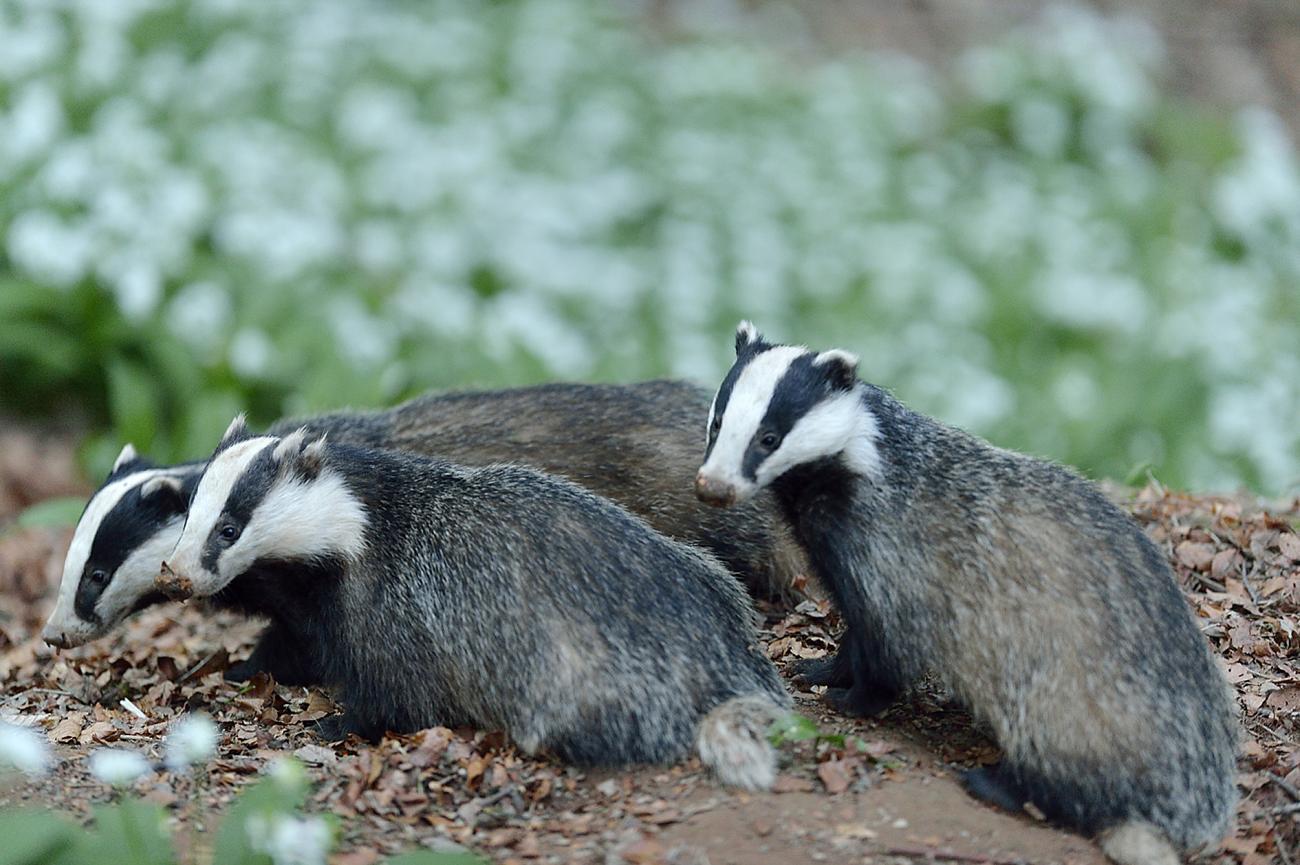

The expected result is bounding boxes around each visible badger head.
[161,415,368,598]
[42,444,197,649]
[695,321,881,507]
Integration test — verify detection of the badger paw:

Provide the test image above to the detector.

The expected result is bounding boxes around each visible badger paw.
[789,655,853,688]
[825,682,897,717]
[961,763,1027,814]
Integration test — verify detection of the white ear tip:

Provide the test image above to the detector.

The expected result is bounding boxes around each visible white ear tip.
[737,320,757,340]
[815,348,859,368]
[113,443,138,472]
[222,413,248,440]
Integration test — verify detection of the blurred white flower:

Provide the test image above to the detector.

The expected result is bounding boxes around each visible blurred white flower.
[266,757,308,795]
[247,814,332,865]
[163,714,218,772]
[0,721,53,777]
[229,328,275,379]
[89,749,150,787]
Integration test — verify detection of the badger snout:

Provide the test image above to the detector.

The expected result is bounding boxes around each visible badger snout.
[156,561,195,600]
[695,471,737,507]
[42,626,69,649]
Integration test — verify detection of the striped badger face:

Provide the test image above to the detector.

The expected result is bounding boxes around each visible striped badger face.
[160,416,367,598]
[42,445,198,648]
[696,321,880,506]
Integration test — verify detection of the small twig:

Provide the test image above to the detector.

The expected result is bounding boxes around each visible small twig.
[476,785,516,809]
[1271,802,1300,816]
[119,698,148,721]
[1269,772,1300,802]
[881,845,1033,865]
[1239,561,1260,606]
[25,687,90,704]
[1190,573,1227,593]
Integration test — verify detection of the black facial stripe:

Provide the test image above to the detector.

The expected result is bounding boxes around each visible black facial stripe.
[705,342,776,461]
[741,353,830,481]
[76,485,189,623]
[200,449,278,575]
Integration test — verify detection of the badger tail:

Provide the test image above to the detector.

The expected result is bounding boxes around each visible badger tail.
[696,695,782,791]
[1098,821,1179,865]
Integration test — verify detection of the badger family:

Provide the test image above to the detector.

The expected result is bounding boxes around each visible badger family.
[43,333,1238,859]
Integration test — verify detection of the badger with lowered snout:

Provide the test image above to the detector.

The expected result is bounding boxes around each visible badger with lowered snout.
[42,381,806,676]
[157,417,791,788]
[694,322,1237,864]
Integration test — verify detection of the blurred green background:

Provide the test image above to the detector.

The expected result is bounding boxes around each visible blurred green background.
[1,0,1298,494]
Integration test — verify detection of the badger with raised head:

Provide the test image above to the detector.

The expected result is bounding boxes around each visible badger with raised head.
[156,417,791,788]
[693,322,1237,864]
[42,381,806,665]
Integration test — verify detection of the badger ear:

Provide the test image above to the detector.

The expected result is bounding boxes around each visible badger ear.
[112,443,139,473]
[140,475,187,513]
[735,320,765,356]
[814,348,859,391]
[219,413,249,448]
[271,427,308,465]
[299,434,328,478]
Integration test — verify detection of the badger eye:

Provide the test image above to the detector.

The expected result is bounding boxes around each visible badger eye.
[710,416,722,434]
[759,431,781,450]
[218,523,241,543]
[89,569,109,585]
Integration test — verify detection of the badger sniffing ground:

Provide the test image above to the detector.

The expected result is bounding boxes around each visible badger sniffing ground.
[0,432,1296,865]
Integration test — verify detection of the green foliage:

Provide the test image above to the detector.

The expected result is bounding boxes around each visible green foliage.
[1,0,1297,492]
[0,759,483,865]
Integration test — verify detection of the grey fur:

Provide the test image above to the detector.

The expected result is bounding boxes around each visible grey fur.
[276,381,806,601]
[699,329,1238,856]
[168,433,791,786]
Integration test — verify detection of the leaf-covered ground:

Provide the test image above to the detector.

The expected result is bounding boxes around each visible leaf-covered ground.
[0,430,1296,865]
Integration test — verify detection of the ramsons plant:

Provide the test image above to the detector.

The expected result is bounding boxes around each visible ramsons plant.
[0,717,479,865]
[0,0,1296,493]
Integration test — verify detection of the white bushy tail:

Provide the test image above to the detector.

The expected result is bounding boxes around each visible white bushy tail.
[1099,821,1179,865]
[696,695,782,791]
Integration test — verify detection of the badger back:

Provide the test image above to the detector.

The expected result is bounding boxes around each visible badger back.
[162,419,369,598]
[379,380,808,600]
[43,444,201,648]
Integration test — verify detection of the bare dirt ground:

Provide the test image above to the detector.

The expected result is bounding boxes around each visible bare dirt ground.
[0,426,1296,865]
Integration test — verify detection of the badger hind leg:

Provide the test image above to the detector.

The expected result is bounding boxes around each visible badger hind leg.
[961,762,1030,813]
[1098,822,1179,865]
[696,695,784,791]
[789,651,853,688]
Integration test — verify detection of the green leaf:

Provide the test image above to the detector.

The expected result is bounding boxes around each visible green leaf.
[382,851,487,865]
[767,712,820,745]
[0,808,78,865]
[84,800,175,865]
[14,497,87,531]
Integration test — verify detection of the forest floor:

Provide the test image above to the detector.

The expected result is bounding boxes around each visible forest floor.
[0,423,1296,865]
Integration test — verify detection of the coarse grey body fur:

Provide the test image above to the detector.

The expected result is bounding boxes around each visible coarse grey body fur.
[161,424,790,788]
[695,323,1238,864]
[283,381,804,602]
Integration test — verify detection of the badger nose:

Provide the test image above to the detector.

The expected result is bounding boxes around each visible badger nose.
[695,471,737,507]
[42,628,68,649]
[156,561,194,600]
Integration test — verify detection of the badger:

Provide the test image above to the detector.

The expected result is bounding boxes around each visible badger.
[693,322,1238,864]
[42,380,806,659]
[156,418,791,789]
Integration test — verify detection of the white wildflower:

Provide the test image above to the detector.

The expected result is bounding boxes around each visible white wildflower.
[163,714,218,773]
[89,748,150,787]
[247,814,333,865]
[266,757,307,795]
[0,721,53,777]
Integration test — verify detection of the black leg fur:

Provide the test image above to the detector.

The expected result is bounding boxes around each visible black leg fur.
[962,762,1029,814]
[224,623,319,686]
[313,712,385,744]
[789,642,855,688]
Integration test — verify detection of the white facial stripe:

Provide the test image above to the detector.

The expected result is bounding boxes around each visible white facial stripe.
[168,437,276,581]
[754,389,881,485]
[212,470,368,590]
[701,346,805,486]
[92,519,184,627]
[49,467,187,634]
